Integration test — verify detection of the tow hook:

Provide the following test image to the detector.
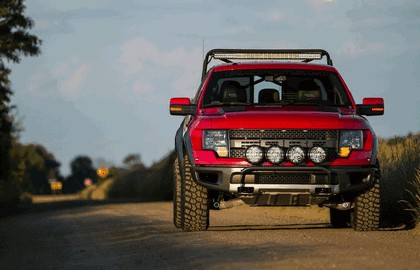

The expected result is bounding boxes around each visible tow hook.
[211,198,245,210]
[341,202,351,209]
[211,200,220,210]
[321,201,353,210]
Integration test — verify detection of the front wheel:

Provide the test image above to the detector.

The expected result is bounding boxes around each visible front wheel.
[180,154,209,231]
[352,179,381,231]
[173,157,182,228]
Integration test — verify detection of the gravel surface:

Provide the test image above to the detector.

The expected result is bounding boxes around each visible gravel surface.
[0,197,419,269]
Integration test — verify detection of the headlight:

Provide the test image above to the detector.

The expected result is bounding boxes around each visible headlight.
[266,145,285,164]
[245,146,264,165]
[286,146,306,164]
[339,130,363,149]
[203,130,228,157]
[308,147,327,164]
[338,130,363,157]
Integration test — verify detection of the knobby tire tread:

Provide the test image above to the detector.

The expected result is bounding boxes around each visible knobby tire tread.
[181,155,209,231]
[173,157,182,228]
[353,179,381,231]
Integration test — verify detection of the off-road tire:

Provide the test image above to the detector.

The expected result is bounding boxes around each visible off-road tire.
[330,208,351,228]
[181,154,209,231]
[173,157,182,228]
[352,179,381,231]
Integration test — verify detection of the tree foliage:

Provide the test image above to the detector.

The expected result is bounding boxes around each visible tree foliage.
[107,151,175,201]
[0,0,41,182]
[65,155,97,193]
[123,153,145,170]
[10,141,61,194]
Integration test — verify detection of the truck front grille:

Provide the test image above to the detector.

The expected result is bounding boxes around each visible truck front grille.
[228,129,338,160]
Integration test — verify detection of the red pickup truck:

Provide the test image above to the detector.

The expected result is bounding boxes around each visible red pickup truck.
[170,49,384,231]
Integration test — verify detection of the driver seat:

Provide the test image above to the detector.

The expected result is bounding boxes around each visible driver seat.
[220,81,246,103]
[297,80,321,101]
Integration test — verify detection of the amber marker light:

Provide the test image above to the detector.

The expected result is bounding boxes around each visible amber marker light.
[215,146,229,157]
[170,107,182,112]
[371,107,384,112]
[339,146,351,157]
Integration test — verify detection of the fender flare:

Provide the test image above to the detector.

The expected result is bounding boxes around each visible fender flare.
[174,124,195,172]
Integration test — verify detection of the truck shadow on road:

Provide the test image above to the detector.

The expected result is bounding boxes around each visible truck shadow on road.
[209,223,332,231]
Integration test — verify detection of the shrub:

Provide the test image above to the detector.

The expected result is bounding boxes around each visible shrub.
[379,133,419,228]
[106,151,175,201]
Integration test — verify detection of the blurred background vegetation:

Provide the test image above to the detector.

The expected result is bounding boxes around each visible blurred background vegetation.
[379,133,419,227]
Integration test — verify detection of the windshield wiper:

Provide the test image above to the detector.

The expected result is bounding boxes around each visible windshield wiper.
[293,101,331,107]
[203,101,250,108]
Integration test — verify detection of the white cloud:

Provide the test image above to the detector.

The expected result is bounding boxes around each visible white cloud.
[59,62,90,98]
[51,57,91,99]
[27,69,49,94]
[132,81,153,96]
[27,57,91,100]
[337,37,387,58]
[116,37,202,99]
[118,38,201,72]
[306,0,336,11]
[257,8,299,24]
[118,38,155,76]
[264,11,287,23]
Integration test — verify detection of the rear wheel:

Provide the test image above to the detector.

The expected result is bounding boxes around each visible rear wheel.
[330,208,352,228]
[352,178,381,231]
[181,154,209,231]
[173,157,182,228]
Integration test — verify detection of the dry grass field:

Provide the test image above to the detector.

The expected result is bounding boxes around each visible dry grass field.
[378,133,419,227]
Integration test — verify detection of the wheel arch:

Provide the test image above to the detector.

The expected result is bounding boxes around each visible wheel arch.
[175,125,195,172]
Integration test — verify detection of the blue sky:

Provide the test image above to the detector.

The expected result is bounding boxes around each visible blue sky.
[9,0,420,175]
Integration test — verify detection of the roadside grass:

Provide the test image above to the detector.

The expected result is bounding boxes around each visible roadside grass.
[79,178,114,200]
[379,133,419,228]
[107,151,174,201]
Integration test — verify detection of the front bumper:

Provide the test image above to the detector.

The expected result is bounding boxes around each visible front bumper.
[191,165,378,205]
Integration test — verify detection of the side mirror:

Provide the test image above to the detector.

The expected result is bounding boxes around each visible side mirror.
[356,97,384,116]
[169,98,196,115]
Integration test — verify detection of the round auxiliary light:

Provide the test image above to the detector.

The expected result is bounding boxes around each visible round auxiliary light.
[308,146,327,164]
[245,145,264,165]
[266,145,285,164]
[286,146,306,165]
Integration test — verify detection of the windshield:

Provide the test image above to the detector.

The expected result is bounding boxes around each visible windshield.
[201,69,352,108]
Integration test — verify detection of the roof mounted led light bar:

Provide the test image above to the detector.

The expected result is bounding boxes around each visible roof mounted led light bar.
[213,52,323,60]
[202,49,333,79]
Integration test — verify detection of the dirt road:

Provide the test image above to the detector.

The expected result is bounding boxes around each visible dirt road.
[0,197,419,269]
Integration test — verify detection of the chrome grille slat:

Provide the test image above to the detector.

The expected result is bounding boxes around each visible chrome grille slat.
[229,129,338,140]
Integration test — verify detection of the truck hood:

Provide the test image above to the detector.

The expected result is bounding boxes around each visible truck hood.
[195,108,370,130]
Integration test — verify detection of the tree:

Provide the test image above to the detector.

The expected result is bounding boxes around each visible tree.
[0,0,41,182]
[123,153,145,170]
[10,142,61,194]
[65,155,97,192]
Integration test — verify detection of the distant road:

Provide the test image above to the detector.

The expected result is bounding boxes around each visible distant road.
[0,196,419,269]
[31,194,80,203]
